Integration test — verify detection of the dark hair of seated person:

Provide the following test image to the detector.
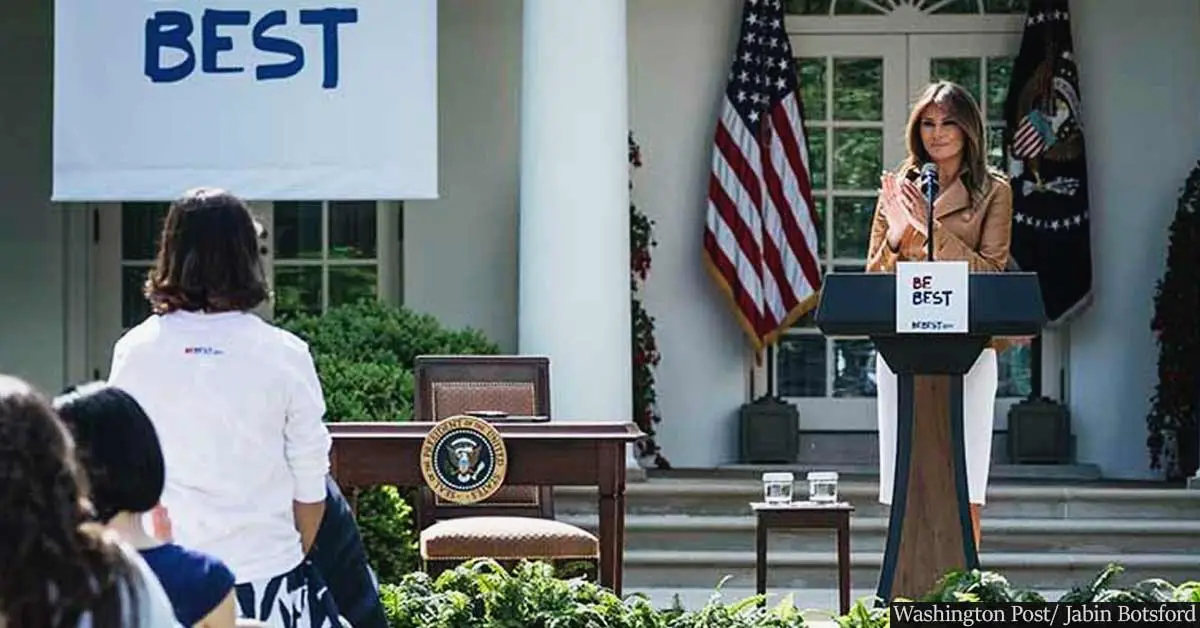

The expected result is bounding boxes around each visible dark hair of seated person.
[54,382,165,523]
[54,381,238,628]
[0,375,144,628]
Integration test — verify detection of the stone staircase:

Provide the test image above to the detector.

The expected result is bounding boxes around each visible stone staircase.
[553,471,1200,609]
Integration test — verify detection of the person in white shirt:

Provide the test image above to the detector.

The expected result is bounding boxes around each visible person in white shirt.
[107,187,341,628]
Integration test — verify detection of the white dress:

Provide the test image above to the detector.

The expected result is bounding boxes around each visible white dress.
[876,348,998,506]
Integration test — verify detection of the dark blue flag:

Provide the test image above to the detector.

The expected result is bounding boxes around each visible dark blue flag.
[1003,0,1093,324]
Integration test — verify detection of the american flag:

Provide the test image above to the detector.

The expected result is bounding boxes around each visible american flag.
[703,0,821,354]
[1011,112,1051,159]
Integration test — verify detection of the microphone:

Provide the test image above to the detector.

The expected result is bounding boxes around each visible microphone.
[919,163,938,261]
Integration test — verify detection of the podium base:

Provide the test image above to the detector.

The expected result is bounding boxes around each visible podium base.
[875,336,984,603]
[812,272,1046,602]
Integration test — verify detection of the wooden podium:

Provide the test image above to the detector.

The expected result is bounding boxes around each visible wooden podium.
[814,271,1045,602]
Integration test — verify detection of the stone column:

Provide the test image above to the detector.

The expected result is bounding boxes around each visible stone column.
[518,0,637,469]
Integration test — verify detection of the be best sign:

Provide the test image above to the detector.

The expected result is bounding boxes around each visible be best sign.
[895,261,969,333]
[53,0,438,202]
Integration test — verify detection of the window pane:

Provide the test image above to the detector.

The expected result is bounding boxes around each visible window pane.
[984,0,1027,13]
[121,203,170,261]
[807,127,827,189]
[930,58,981,104]
[833,58,882,121]
[832,196,876,259]
[329,266,378,308]
[777,335,826,397]
[834,0,885,15]
[986,56,1013,122]
[274,202,323,260]
[929,0,979,14]
[122,265,152,329]
[832,128,881,190]
[997,343,1033,398]
[797,58,827,121]
[328,201,377,260]
[987,125,1006,169]
[274,266,322,318]
[786,0,832,14]
[833,339,876,397]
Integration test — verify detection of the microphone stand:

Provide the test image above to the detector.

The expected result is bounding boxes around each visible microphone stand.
[924,176,937,261]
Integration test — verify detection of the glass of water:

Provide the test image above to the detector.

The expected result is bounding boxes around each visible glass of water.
[762,472,795,504]
[807,471,839,503]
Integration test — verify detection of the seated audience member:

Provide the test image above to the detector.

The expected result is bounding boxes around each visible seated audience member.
[0,374,179,628]
[54,382,238,628]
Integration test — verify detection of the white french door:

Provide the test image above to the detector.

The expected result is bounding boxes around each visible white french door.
[774,31,1036,431]
[907,32,1058,426]
[776,34,908,431]
[907,33,1023,169]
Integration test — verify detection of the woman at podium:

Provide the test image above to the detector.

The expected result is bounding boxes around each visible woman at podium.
[865,81,1014,547]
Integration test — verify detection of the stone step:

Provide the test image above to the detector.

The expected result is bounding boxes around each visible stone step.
[555,479,1200,520]
[620,550,1200,591]
[692,463,1106,483]
[560,514,1200,555]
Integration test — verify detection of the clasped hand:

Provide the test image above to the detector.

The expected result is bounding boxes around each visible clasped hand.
[879,172,931,247]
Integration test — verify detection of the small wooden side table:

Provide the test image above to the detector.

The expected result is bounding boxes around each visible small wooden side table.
[751,501,854,615]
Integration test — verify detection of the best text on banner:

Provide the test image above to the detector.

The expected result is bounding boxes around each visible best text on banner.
[895,261,969,334]
[52,0,438,201]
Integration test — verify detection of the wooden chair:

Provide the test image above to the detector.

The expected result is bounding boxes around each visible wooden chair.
[412,355,599,579]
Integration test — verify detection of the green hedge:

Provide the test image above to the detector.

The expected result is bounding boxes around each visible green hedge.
[377,560,1200,628]
[379,560,807,628]
[278,300,500,583]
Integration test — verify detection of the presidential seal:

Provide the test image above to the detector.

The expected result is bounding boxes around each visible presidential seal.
[419,414,509,505]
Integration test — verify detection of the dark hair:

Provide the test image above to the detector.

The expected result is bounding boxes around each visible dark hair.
[0,374,140,628]
[901,80,995,201]
[144,187,268,314]
[53,382,166,524]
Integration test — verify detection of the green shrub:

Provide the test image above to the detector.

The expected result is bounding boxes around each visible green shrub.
[919,568,1044,603]
[379,560,805,628]
[378,560,1200,628]
[313,356,414,424]
[278,299,500,584]
[280,299,499,376]
[353,485,419,585]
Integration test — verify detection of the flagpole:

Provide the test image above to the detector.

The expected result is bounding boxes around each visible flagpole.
[766,347,775,398]
[1030,334,1043,399]
[749,353,758,402]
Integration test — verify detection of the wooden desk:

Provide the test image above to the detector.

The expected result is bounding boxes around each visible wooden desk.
[751,501,854,614]
[327,421,643,595]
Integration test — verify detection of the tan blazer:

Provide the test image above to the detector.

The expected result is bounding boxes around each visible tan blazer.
[865,166,1019,351]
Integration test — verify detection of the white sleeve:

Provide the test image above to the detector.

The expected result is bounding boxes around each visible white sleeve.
[106,338,135,387]
[106,338,153,407]
[284,344,332,504]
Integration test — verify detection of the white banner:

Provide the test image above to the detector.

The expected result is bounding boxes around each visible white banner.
[895,261,970,334]
[53,0,438,202]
